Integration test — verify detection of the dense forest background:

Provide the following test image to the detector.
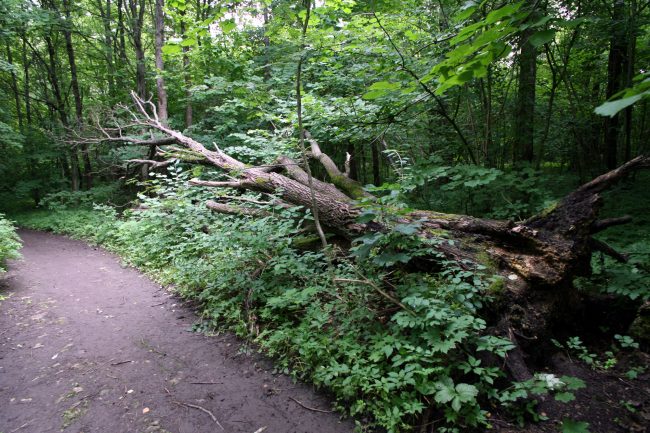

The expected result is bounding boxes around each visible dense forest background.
[1,0,650,432]
[0,0,648,211]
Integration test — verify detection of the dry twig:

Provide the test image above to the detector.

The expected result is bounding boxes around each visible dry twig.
[174,401,224,430]
[288,396,333,413]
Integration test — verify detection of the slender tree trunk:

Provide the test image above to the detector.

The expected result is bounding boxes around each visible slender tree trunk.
[21,35,32,125]
[514,26,537,164]
[63,0,92,189]
[179,17,192,127]
[346,142,358,181]
[371,141,381,186]
[129,0,146,99]
[154,0,168,124]
[117,0,127,61]
[45,33,80,191]
[97,0,116,97]
[604,0,627,169]
[5,43,23,131]
[623,0,637,162]
[262,4,272,82]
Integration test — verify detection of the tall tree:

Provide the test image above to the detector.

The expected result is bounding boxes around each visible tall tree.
[153,0,168,124]
[62,0,92,188]
[127,0,146,99]
[513,2,538,164]
[603,0,628,169]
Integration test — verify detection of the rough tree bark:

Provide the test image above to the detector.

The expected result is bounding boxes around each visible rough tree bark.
[514,21,537,163]
[62,0,93,189]
[604,0,627,169]
[153,0,168,124]
[116,91,648,381]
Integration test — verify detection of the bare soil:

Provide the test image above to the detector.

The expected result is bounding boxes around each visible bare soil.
[0,230,353,433]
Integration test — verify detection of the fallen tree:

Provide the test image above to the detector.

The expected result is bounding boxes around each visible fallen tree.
[116,92,647,382]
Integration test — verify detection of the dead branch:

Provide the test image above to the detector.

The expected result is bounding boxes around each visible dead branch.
[591,216,633,233]
[288,396,334,413]
[173,401,224,430]
[305,130,374,199]
[205,200,271,217]
[589,238,629,263]
[127,158,176,169]
[276,156,351,202]
[190,179,253,189]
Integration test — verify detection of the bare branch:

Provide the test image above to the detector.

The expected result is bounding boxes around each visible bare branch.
[190,179,253,189]
[305,131,374,199]
[590,238,629,263]
[276,156,351,202]
[205,200,270,217]
[591,216,633,233]
[127,158,176,169]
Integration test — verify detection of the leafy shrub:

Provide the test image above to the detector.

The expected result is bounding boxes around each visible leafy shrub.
[0,214,21,273]
[39,184,123,211]
[398,156,566,220]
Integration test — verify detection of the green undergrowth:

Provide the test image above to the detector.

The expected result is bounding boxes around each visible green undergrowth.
[575,172,650,303]
[13,169,587,432]
[0,214,21,273]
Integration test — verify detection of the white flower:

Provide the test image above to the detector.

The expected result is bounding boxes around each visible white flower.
[536,373,564,390]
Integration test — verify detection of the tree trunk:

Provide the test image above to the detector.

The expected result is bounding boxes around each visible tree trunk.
[128,0,146,99]
[44,33,80,192]
[604,0,627,169]
[5,43,23,131]
[117,0,127,62]
[154,0,168,124]
[513,25,537,164]
[96,0,116,98]
[62,0,93,190]
[371,140,381,186]
[179,16,192,128]
[21,35,32,126]
[346,142,358,181]
[262,4,272,82]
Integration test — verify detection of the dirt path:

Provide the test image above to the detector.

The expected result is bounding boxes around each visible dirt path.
[0,230,353,433]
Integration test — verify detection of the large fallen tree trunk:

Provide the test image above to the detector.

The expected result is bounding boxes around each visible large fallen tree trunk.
[121,92,648,380]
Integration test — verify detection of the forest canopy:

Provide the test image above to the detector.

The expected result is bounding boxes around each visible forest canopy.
[1,0,650,432]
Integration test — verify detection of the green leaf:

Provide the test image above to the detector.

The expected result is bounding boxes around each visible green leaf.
[528,29,556,47]
[162,44,182,55]
[180,38,196,47]
[554,392,576,402]
[485,2,524,24]
[560,376,586,390]
[361,90,385,100]
[373,251,411,266]
[595,93,645,117]
[561,419,591,433]
[368,81,401,91]
[434,386,454,404]
[455,383,478,402]
[220,19,236,33]
[455,3,477,21]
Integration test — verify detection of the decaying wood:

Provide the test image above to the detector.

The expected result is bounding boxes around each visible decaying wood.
[105,92,648,381]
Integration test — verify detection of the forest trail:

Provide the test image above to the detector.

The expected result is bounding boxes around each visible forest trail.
[0,230,352,433]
